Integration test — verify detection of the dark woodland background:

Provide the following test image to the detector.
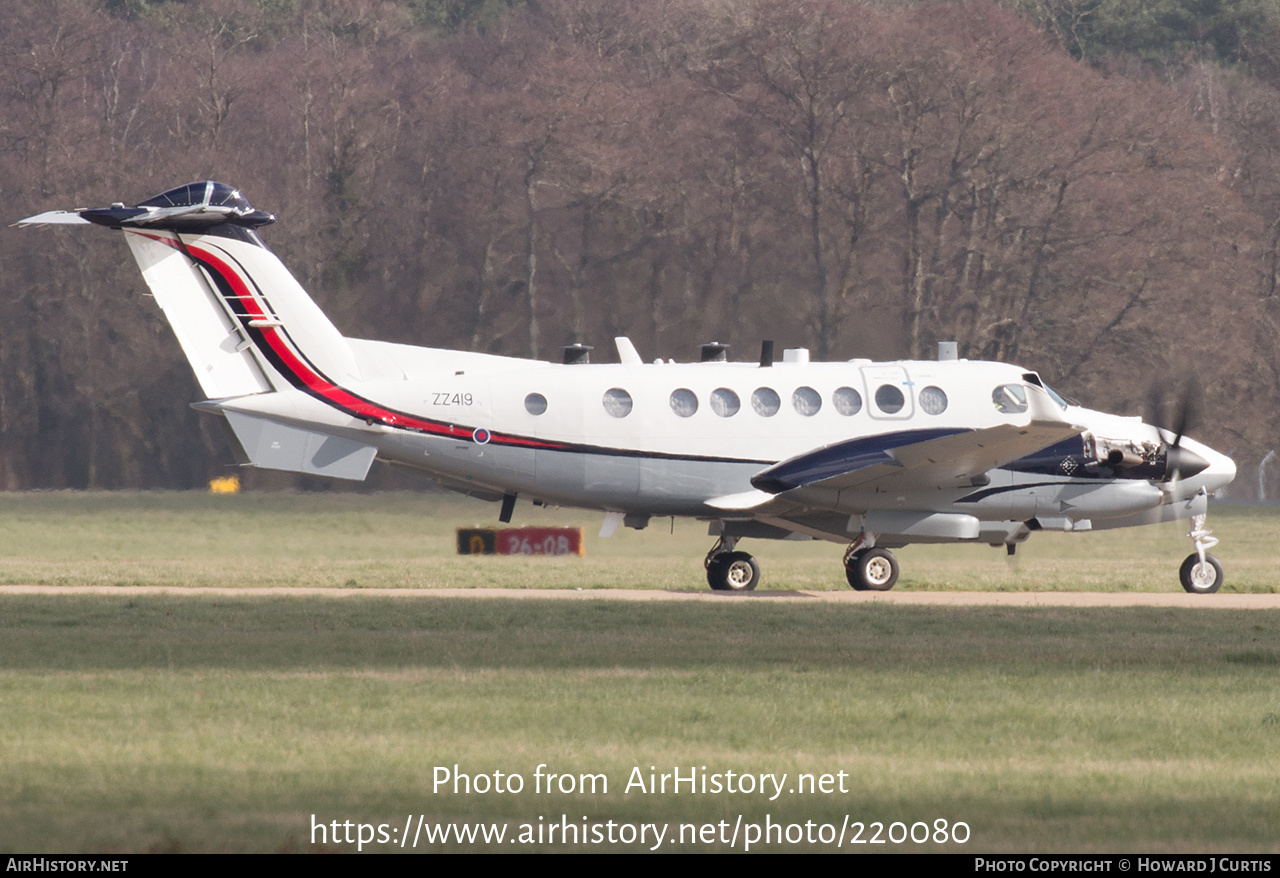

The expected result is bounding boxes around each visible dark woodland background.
[4,0,1280,496]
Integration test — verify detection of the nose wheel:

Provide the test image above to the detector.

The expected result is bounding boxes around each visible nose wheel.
[1179,553,1223,594]
[1179,510,1223,594]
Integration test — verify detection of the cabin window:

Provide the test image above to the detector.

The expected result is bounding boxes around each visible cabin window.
[670,388,698,418]
[992,384,1028,414]
[710,388,740,418]
[874,384,905,414]
[524,392,548,415]
[833,386,862,416]
[792,386,822,416]
[602,388,633,418]
[919,386,948,415]
[751,387,780,417]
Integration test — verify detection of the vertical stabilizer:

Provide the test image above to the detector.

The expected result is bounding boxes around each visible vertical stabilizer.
[20,181,364,402]
[125,232,273,399]
[147,227,365,394]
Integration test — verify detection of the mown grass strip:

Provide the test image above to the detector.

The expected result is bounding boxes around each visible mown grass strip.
[3,595,1280,852]
[0,491,1274,592]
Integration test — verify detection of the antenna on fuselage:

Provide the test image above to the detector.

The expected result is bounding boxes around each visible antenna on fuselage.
[759,340,774,368]
[615,337,642,365]
[700,342,729,362]
[562,343,593,365]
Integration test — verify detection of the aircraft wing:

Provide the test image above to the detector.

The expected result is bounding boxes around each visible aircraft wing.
[752,419,1084,496]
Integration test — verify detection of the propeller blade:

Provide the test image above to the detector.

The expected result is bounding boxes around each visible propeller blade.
[1145,373,1202,450]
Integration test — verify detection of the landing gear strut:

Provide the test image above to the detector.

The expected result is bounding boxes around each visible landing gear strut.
[844,537,899,591]
[705,536,760,591]
[1179,510,1223,594]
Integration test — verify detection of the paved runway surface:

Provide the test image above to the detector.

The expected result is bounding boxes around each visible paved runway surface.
[3,585,1280,608]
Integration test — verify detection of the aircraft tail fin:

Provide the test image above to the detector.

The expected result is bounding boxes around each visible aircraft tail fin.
[19,181,363,401]
[124,231,276,399]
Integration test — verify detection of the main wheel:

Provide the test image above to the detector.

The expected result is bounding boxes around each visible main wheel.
[707,551,760,591]
[845,547,899,591]
[1179,553,1223,594]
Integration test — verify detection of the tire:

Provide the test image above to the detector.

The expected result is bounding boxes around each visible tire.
[707,551,760,591]
[1179,553,1223,594]
[846,547,899,591]
[706,555,729,590]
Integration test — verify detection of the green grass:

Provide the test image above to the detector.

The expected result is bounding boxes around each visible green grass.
[0,491,1273,592]
[1,492,1279,852]
[3,595,1280,852]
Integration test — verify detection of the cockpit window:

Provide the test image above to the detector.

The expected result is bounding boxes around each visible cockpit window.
[138,181,251,211]
[992,384,1028,414]
[140,182,209,208]
[208,183,252,210]
[1022,371,1073,409]
[1041,383,1071,409]
[142,183,202,208]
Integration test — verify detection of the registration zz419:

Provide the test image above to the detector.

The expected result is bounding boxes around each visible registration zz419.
[847,819,969,845]
[429,392,474,407]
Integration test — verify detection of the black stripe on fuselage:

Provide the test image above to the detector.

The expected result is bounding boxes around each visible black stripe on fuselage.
[183,238,769,466]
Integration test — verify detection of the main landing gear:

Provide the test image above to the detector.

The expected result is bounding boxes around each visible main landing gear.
[702,534,902,592]
[843,538,899,591]
[705,536,760,591]
[1179,512,1223,594]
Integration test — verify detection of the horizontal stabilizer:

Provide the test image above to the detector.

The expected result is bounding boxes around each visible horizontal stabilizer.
[15,210,90,226]
[223,411,376,481]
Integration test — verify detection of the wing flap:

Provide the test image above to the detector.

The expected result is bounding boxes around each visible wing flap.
[705,489,779,511]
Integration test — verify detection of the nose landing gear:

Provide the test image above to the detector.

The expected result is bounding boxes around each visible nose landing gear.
[1179,510,1223,594]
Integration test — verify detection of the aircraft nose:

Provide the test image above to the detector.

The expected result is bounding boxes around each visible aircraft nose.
[1208,448,1237,490]
[1183,438,1236,492]
[1166,445,1209,480]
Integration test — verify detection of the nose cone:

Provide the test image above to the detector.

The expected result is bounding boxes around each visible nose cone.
[1179,437,1236,494]
[1166,445,1209,480]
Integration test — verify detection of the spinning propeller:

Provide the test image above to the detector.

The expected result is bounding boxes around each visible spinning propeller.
[1145,375,1209,482]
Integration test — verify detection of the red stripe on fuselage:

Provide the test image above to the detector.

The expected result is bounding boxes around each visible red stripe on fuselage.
[134,230,561,450]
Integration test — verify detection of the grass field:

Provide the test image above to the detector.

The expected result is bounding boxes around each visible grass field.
[1,492,1278,853]
[0,490,1274,592]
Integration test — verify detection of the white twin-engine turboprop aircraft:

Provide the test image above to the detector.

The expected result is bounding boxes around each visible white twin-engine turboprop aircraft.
[20,182,1238,593]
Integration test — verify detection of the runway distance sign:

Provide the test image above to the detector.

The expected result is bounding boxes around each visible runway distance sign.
[457,527,585,557]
